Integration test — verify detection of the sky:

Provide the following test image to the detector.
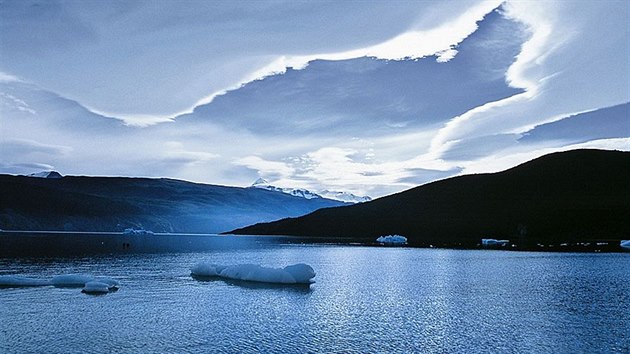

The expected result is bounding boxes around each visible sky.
[1,0,629,198]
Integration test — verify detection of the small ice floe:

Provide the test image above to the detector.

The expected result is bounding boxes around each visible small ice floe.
[376,235,408,245]
[51,274,96,288]
[621,240,630,250]
[1,274,118,294]
[481,239,510,247]
[191,262,315,285]
[52,274,119,292]
[123,228,154,235]
[0,275,51,288]
[82,281,111,295]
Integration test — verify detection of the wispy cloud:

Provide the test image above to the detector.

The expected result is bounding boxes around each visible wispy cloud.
[0,1,627,198]
[430,1,630,159]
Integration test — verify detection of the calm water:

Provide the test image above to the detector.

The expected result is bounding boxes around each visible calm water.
[1,245,628,353]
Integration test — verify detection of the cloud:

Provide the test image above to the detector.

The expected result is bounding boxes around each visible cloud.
[431,1,630,159]
[459,138,630,176]
[234,156,295,181]
[0,139,72,156]
[232,146,463,197]
[0,162,56,174]
[0,71,21,83]
[161,141,219,165]
[0,0,500,119]
[178,9,525,140]
[0,1,626,199]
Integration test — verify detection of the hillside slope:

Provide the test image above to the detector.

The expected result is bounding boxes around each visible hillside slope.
[230,150,630,246]
[0,176,346,233]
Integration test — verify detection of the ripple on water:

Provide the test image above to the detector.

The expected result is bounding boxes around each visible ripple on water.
[0,248,629,353]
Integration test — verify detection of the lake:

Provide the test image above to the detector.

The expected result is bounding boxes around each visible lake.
[1,243,628,353]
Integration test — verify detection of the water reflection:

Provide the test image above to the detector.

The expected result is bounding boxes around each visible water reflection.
[1,247,628,353]
[191,274,313,293]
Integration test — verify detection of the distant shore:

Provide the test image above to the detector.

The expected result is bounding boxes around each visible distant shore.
[1,230,627,256]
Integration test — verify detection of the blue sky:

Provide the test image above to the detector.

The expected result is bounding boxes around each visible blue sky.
[1,0,628,197]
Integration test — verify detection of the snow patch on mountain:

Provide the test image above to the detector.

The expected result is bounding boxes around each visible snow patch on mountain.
[250,178,371,203]
[251,178,321,200]
[28,171,63,179]
[319,190,372,203]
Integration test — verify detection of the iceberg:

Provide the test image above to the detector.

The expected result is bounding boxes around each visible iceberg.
[0,275,51,288]
[51,274,118,289]
[1,274,118,294]
[82,281,111,294]
[621,240,630,250]
[481,238,510,247]
[376,235,408,245]
[51,274,96,287]
[191,262,315,284]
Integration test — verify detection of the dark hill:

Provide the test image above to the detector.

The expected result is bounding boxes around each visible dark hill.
[0,176,346,233]
[230,149,630,246]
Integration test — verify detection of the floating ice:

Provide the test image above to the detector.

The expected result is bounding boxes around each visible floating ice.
[376,235,408,245]
[0,275,51,288]
[191,262,315,284]
[51,274,96,287]
[1,273,118,294]
[82,281,111,294]
[93,277,119,289]
[51,274,118,289]
[621,240,630,250]
[482,239,510,247]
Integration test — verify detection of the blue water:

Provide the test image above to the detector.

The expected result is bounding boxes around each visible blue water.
[1,245,628,353]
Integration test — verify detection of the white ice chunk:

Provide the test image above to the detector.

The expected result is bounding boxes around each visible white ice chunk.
[51,274,119,289]
[283,264,316,284]
[621,240,630,250]
[0,275,51,287]
[482,239,510,246]
[191,262,315,284]
[51,274,95,287]
[376,235,408,245]
[82,281,110,294]
[93,277,119,289]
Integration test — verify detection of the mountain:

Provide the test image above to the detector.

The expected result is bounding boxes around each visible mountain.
[250,178,371,203]
[230,150,630,246]
[250,178,322,200]
[28,171,63,179]
[0,175,346,233]
[319,190,372,203]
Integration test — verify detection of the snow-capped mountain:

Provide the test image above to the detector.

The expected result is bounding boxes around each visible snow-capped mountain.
[250,178,371,203]
[319,190,372,203]
[250,178,322,200]
[28,171,63,179]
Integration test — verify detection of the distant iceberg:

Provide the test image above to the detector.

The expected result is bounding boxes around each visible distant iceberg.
[621,240,630,250]
[191,262,315,284]
[481,238,510,247]
[123,228,154,235]
[376,235,408,245]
